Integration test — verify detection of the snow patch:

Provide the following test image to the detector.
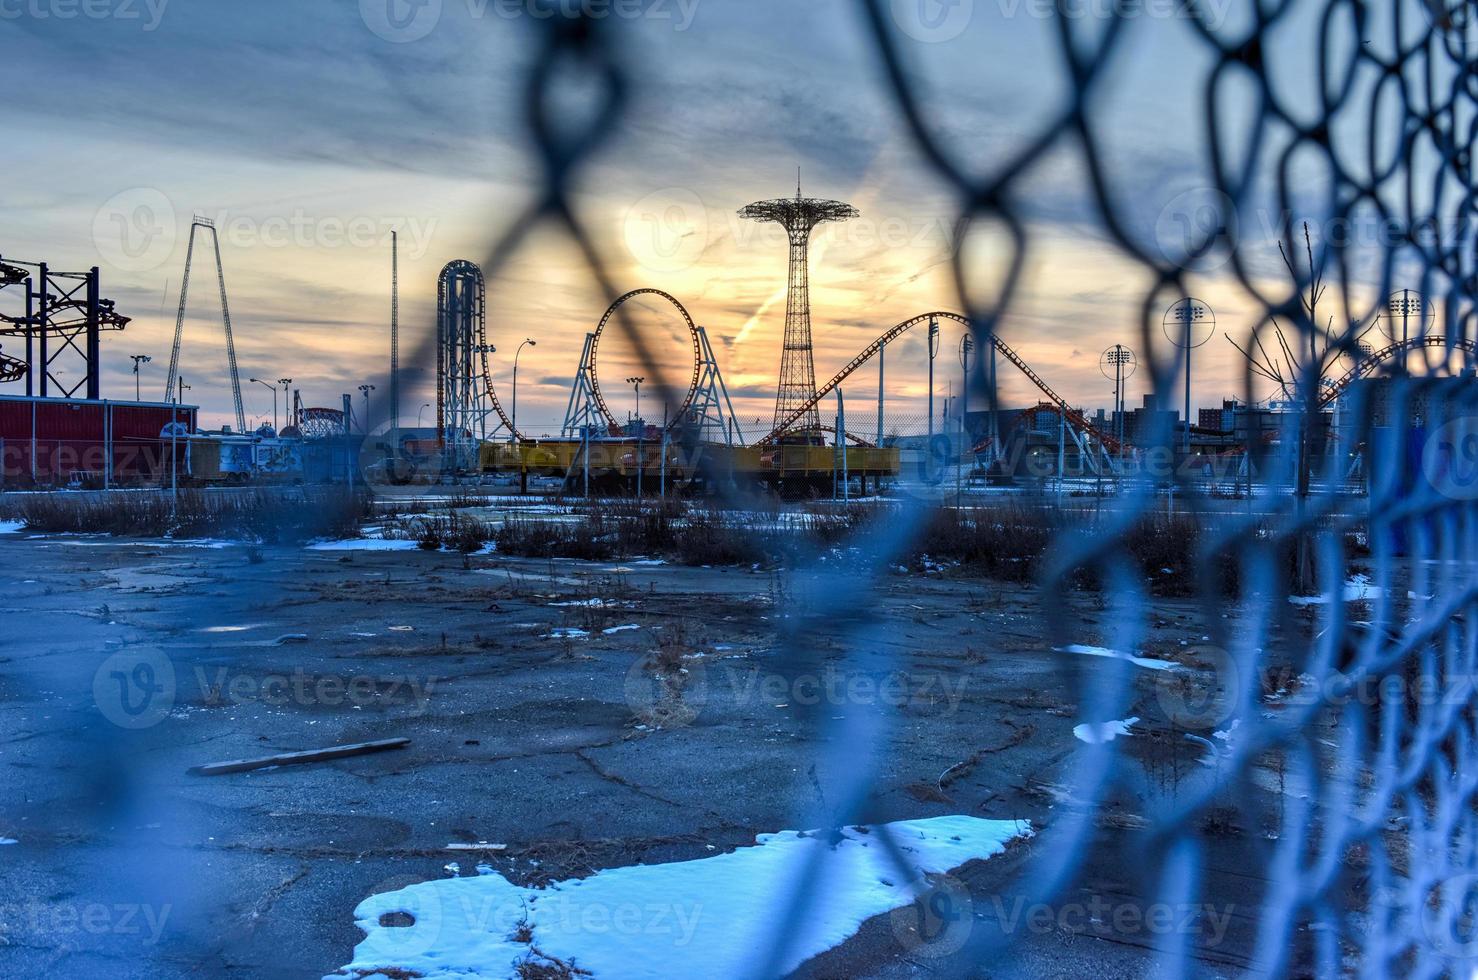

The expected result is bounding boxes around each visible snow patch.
[1289,574,1376,606]
[1056,644,1178,672]
[308,538,421,552]
[602,624,640,635]
[1073,717,1139,744]
[341,815,1030,980]
[0,521,26,534]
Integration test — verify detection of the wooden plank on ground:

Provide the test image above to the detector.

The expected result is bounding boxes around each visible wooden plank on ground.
[188,737,410,776]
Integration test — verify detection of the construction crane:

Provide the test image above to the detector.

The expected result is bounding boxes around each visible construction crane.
[166,216,246,433]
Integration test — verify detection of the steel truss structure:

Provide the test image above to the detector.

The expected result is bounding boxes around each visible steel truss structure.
[0,256,129,399]
[739,182,858,435]
[436,260,497,468]
[755,310,1127,464]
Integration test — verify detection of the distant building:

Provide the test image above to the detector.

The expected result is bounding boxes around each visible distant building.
[1113,394,1180,445]
[1199,399,1240,433]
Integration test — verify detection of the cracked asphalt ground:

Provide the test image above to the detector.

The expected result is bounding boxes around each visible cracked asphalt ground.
[0,519,1273,978]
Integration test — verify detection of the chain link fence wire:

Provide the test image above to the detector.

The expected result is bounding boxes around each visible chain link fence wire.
[361,1,1478,976]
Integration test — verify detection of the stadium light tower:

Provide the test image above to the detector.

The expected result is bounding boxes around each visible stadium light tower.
[739,175,858,437]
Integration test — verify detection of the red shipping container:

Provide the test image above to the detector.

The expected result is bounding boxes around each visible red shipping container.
[0,395,197,486]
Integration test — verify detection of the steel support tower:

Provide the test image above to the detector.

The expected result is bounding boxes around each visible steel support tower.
[739,178,857,437]
[0,257,129,398]
[166,217,246,432]
[436,260,493,470]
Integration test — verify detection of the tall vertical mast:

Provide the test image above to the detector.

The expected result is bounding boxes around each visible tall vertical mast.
[390,230,399,437]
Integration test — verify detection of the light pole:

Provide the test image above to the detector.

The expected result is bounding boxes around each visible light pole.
[277,378,293,430]
[959,334,974,433]
[927,317,940,442]
[172,379,190,504]
[248,378,278,431]
[627,376,644,498]
[417,402,430,430]
[130,355,151,402]
[511,339,534,444]
[469,343,496,443]
[358,385,376,434]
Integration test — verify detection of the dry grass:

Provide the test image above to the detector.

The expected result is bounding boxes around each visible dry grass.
[13,487,371,542]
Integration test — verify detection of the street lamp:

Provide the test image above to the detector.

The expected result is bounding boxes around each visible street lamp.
[470,343,496,442]
[130,355,151,402]
[358,384,376,433]
[248,378,278,431]
[927,317,940,443]
[417,402,431,430]
[627,376,644,498]
[172,378,189,501]
[511,339,535,444]
[277,379,293,429]
[959,334,974,433]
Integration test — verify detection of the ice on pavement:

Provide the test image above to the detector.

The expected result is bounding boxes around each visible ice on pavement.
[339,815,1030,979]
[307,538,422,552]
[1056,644,1177,671]
[1073,716,1139,744]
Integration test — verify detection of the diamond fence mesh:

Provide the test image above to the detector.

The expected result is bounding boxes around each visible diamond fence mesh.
[399,0,1478,976]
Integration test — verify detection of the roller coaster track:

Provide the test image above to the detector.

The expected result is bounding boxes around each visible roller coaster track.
[589,288,703,431]
[0,349,25,383]
[477,338,520,442]
[755,311,1127,455]
[1317,335,1478,408]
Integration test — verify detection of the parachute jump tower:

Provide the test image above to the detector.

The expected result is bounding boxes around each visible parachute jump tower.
[739,177,857,438]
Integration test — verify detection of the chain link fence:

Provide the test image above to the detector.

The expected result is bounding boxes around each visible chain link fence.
[390,1,1478,975]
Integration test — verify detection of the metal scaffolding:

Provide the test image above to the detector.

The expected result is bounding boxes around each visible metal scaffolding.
[0,257,129,399]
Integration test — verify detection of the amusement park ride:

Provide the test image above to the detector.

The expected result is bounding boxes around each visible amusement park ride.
[0,255,130,398]
[420,185,1478,490]
[2,185,1473,493]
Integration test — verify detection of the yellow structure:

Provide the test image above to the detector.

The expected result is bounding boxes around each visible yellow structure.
[477,438,899,487]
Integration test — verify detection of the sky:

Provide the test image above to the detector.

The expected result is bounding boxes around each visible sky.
[0,0,1457,436]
